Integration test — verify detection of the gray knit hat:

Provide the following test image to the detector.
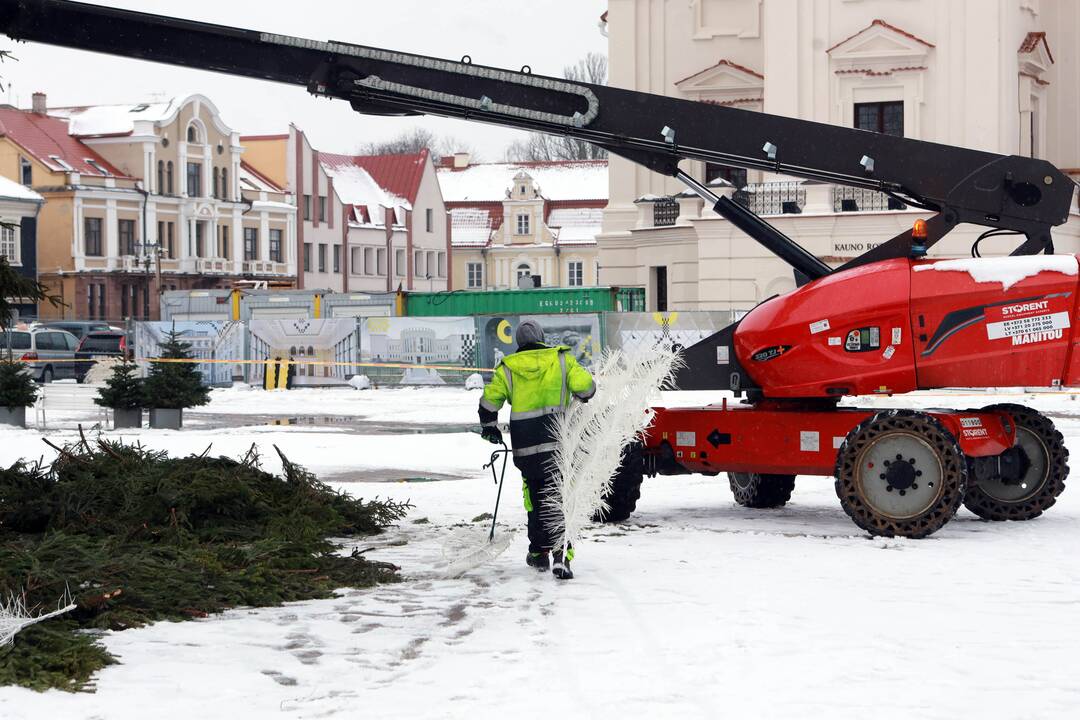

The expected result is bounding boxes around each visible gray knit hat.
[515,319,545,347]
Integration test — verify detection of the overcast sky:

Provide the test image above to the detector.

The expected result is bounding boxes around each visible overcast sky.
[2,0,608,160]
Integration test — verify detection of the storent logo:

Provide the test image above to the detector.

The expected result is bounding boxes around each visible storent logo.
[1001,301,1048,316]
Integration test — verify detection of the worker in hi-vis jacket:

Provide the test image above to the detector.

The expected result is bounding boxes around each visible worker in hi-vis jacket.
[478,319,596,580]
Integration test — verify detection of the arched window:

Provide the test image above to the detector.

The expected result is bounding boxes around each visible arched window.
[221,168,228,201]
[307,346,315,356]
[289,346,297,356]
[516,263,532,280]
[166,162,174,195]
[297,346,306,357]
[157,161,164,195]
[187,124,200,143]
[213,167,220,199]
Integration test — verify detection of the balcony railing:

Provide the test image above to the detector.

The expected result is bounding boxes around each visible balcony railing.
[653,198,679,226]
[833,186,907,212]
[732,181,806,215]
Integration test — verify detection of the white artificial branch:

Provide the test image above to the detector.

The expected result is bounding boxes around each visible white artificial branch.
[0,590,77,646]
[543,346,680,554]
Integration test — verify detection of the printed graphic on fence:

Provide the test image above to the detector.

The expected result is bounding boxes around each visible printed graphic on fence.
[135,322,245,386]
[361,317,476,385]
[605,312,734,355]
[247,319,360,387]
[476,314,601,369]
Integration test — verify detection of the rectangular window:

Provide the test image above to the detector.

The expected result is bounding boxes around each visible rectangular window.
[438,252,446,278]
[303,242,312,272]
[426,252,436,280]
[467,262,483,289]
[98,284,106,320]
[351,247,362,274]
[121,283,129,318]
[376,248,387,276]
[364,247,374,275]
[269,229,282,263]
[705,163,747,189]
[411,250,421,277]
[118,219,136,256]
[397,249,407,277]
[87,284,94,319]
[0,225,18,264]
[855,101,904,137]
[220,225,230,259]
[166,222,175,259]
[318,196,327,223]
[19,157,32,186]
[318,243,327,273]
[426,208,433,233]
[568,260,584,287]
[244,227,258,261]
[195,222,206,258]
[186,162,202,197]
[143,285,150,320]
[303,195,311,222]
[84,217,103,256]
[333,245,341,273]
[516,213,530,235]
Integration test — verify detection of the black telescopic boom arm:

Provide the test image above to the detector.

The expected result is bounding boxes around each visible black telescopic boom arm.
[1,0,1074,268]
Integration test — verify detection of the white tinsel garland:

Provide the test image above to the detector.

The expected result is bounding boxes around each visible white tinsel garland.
[0,592,77,646]
[543,346,680,554]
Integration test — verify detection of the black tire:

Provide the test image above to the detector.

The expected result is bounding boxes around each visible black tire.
[835,410,967,538]
[595,443,644,523]
[964,404,1068,521]
[728,472,795,508]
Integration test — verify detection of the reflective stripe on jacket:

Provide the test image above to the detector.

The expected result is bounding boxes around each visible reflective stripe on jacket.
[479,345,595,458]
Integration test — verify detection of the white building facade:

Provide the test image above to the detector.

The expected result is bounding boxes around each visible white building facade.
[599,1,1080,311]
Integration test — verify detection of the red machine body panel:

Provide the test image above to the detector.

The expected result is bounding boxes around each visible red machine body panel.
[910,256,1080,389]
[732,255,1080,398]
[646,404,1015,477]
[734,259,916,398]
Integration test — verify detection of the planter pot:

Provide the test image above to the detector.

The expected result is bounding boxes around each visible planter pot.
[0,406,26,428]
[148,408,183,430]
[113,408,143,429]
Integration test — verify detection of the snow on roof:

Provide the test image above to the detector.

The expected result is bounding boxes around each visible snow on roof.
[549,207,602,245]
[913,255,1079,290]
[438,160,607,203]
[321,159,410,217]
[239,161,284,194]
[0,107,130,178]
[0,175,43,203]
[449,208,493,247]
[49,100,179,137]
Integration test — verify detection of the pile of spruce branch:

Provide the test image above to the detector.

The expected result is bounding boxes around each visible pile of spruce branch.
[0,434,409,691]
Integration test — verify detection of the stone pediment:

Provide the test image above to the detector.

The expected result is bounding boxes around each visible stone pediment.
[1018,31,1053,79]
[828,19,933,70]
[675,59,763,105]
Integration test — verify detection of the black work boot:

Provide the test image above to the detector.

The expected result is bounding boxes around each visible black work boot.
[552,549,574,580]
[526,550,550,571]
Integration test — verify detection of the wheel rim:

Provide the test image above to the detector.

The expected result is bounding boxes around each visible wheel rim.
[855,432,945,519]
[979,427,1049,503]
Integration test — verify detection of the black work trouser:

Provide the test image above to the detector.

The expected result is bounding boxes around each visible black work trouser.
[519,453,570,555]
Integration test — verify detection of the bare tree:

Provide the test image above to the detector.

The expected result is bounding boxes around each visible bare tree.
[356,127,480,162]
[505,52,608,162]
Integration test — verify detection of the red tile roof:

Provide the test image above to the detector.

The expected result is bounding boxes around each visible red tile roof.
[239,160,285,192]
[0,107,130,178]
[827,19,935,54]
[319,149,429,204]
[1018,31,1054,63]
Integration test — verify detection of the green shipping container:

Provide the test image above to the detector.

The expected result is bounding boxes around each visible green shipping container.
[405,287,646,317]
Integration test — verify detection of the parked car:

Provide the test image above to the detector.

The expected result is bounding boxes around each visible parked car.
[39,321,113,341]
[75,330,131,378]
[0,328,82,383]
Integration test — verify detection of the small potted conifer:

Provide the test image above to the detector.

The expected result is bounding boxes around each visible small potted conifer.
[0,360,37,428]
[95,361,144,429]
[142,329,211,430]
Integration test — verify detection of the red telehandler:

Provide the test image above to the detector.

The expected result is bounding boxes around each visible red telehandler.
[4,0,1079,537]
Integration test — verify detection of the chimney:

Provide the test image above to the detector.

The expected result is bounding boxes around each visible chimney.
[31,92,47,114]
[452,152,471,169]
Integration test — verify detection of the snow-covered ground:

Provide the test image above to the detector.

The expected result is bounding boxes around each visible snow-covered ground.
[1,384,1079,719]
